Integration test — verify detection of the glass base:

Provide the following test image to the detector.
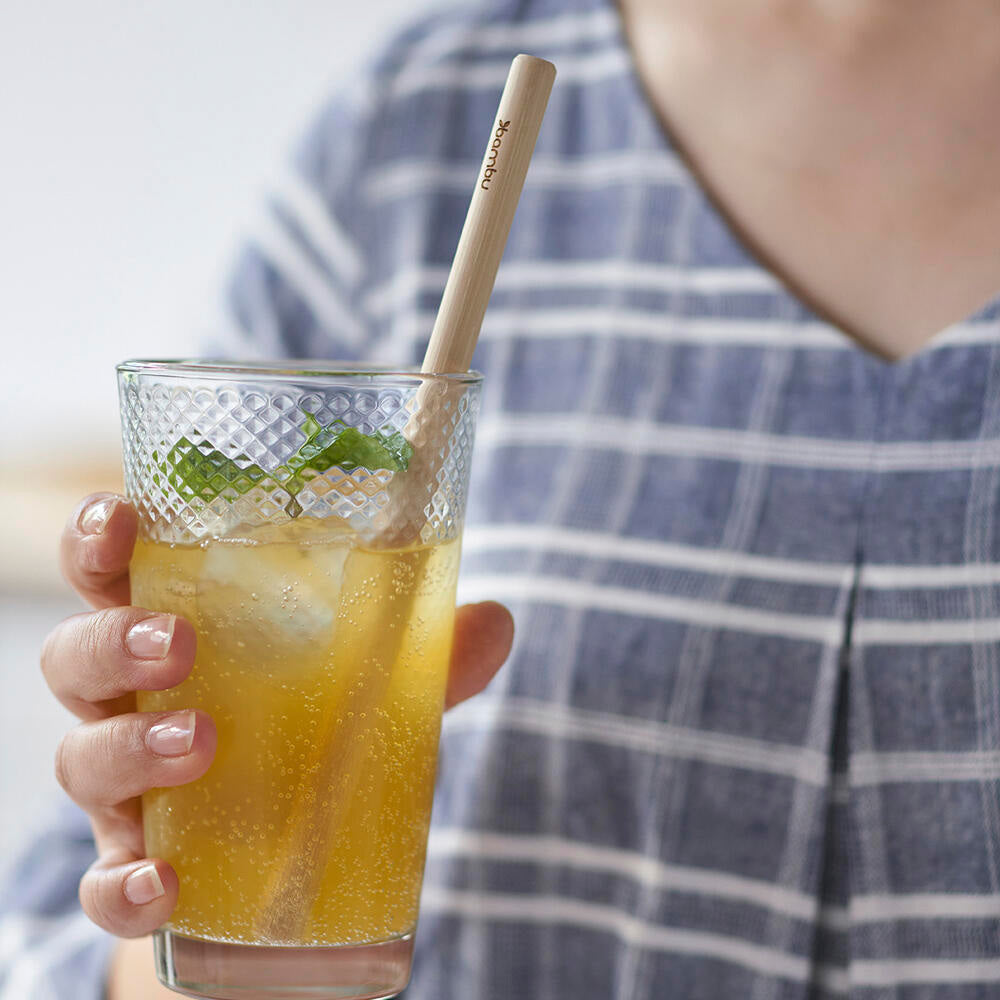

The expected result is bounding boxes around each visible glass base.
[153,929,414,1000]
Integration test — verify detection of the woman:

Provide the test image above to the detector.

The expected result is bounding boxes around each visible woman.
[7,0,1000,996]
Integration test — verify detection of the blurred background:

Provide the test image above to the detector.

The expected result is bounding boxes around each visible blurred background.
[0,0,413,861]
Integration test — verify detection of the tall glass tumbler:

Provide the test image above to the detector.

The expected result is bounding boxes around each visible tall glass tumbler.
[117,361,482,1000]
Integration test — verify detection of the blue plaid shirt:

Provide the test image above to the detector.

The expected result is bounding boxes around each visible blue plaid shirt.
[7,0,1000,996]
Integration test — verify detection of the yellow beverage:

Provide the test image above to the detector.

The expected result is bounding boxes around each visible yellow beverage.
[131,520,459,946]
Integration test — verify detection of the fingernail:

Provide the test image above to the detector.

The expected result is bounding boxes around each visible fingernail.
[78,497,118,535]
[126,615,175,660]
[146,711,196,757]
[124,864,165,905]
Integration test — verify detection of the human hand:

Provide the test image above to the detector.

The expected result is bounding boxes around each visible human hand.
[42,492,513,939]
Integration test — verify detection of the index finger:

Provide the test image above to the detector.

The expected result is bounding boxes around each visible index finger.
[60,493,138,609]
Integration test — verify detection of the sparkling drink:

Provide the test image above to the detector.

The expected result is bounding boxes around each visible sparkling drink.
[118,361,481,999]
[131,524,460,946]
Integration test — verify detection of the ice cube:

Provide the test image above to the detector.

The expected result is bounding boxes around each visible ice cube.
[228,516,355,548]
[196,519,354,676]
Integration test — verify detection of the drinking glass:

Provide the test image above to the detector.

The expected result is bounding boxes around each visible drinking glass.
[117,360,482,1000]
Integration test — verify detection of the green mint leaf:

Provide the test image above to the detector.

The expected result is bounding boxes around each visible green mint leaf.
[279,421,412,495]
[303,426,411,474]
[287,412,411,475]
[157,414,412,514]
[300,412,322,442]
[376,430,414,470]
[158,437,269,501]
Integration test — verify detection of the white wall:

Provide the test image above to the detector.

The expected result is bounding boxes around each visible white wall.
[0,0,416,861]
[0,0,414,463]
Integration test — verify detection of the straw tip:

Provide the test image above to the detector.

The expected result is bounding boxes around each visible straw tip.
[512,53,557,79]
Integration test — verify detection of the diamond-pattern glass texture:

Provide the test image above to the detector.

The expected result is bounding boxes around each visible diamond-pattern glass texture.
[118,371,481,545]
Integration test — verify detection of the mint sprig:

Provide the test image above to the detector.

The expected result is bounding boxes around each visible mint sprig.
[281,414,411,492]
[155,411,411,515]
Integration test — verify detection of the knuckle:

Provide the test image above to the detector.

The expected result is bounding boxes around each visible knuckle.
[53,733,76,795]
[79,868,120,931]
[54,718,146,805]
[79,609,121,663]
[78,608,137,691]
[103,714,143,763]
[38,627,59,684]
[39,612,86,688]
[75,612,105,671]
[97,718,146,798]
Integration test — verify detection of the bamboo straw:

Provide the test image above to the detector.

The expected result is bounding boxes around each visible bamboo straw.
[376,53,557,548]
[255,54,556,942]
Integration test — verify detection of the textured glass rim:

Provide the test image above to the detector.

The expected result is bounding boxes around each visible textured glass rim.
[116,359,484,386]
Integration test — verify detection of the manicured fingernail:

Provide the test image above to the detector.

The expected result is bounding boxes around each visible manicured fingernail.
[146,712,196,757]
[78,497,118,535]
[126,615,175,660]
[124,864,165,905]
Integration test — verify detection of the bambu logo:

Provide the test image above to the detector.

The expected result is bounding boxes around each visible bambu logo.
[481,119,511,191]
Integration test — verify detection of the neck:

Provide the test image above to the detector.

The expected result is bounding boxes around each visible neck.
[619,0,999,37]
[617,0,1000,68]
